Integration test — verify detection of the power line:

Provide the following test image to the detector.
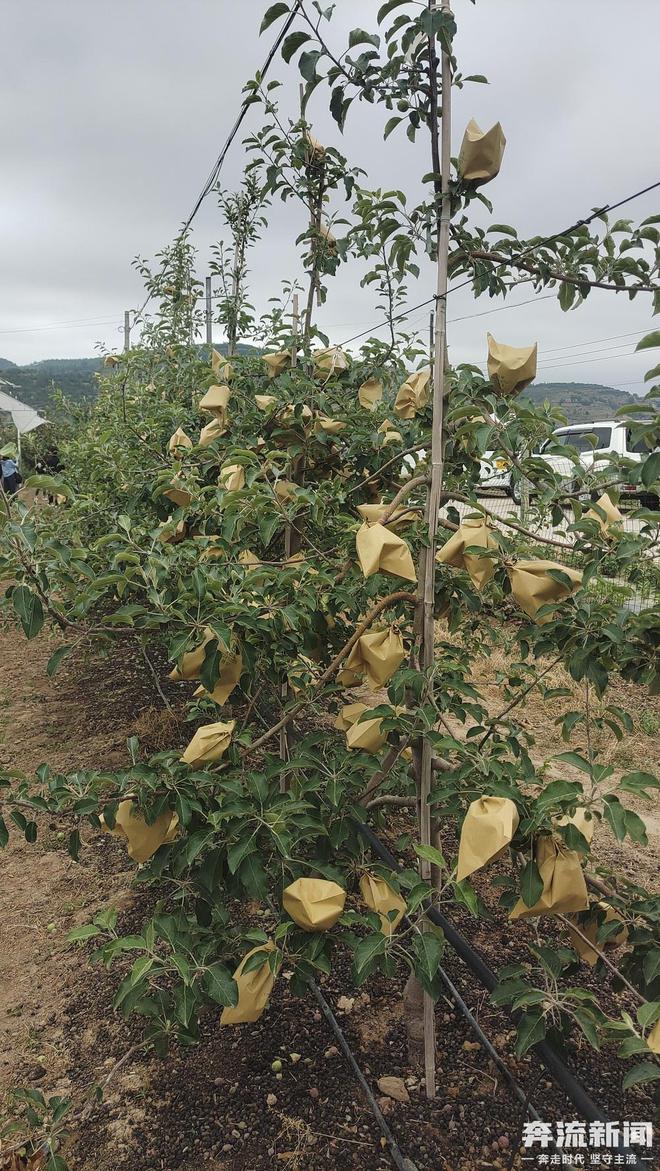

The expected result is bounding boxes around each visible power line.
[335,179,660,349]
[0,316,119,335]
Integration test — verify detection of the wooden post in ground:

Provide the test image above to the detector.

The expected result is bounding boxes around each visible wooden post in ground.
[279,292,300,780]
[123,310,131,353]
[205,276,213,351]
[417,0,454,1101]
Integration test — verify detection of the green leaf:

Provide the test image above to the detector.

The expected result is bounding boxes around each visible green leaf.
[281,30,310,62]
[377,0,409,21]
[348,28,380,49]
[519,859,543,908]
[0,815,7,848]
[68,924,102,942]
[413,931,444,995]
[635,330,660,352]
[260,3,289,34]
[299,49,321,82]
[603,796,626,841]
[643,362,660,382]
[553,751,593,775]
[24,474,73,500]
[12,586,45,639]
[353,933,387,982]
[414,842,446,869]
[383,115,403,140]
[622,1062,660,1090]
[204,963,238,1007]
[515,1011,546,1055]
[641,450,660,488]
[46,645,72,677]
[637,1000,660,1029]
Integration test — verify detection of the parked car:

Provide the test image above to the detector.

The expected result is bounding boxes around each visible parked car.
[480,421,657,506]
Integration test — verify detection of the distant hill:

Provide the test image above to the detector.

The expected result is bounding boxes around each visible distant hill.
[520,382,640,423]
[0,360,644,425]
[0,357,102,412]
[0,344,257,413]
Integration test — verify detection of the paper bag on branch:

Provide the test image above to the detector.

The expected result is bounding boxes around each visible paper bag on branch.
[193,651,243,706]
[273,479,297,503]
[263,351,291,378]
[101,800,178,864]
[169,627,216,681]
[168,427,193,457]
[211,350,233,381]
[394,369,431,419]
[458,118,506,185]
[315,413,346,436]
[358,377,383,410]
[456,796,520,882]
[255,394,278,411]
[318,222,337,252]
[218,464,245,492]
[158,518,187,544]
[359,873,406,936]
[162,483,192,508]
[564,901,628,966]
[313,347,350,376]
[555,806,594,845]
[220,942,276,1025]
[356,522,417,582]
[340,626,405,690]
[180,720,235,766]
[585,493,623,539]
[304,130,325,161]
[283,877,346,931]
[199,418,228,446]
[200,384,231,418]
[338,703,388,754]
[377,418,403,445]
[334,702,368,732]
[507,559,582,621]
[510,836,589,919]
[287,656,320,695]
[357,502,420,530]
[239,549,261,570]
[647,1019,660,1054]
[436,516,498,590]
[197,535,225,560]
[487,333,537,396]
[279,403,313,425]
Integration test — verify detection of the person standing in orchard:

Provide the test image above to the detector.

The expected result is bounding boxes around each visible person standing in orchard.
[0,452,21,495]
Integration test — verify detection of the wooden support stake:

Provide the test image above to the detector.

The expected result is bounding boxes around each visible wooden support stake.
[205,276,213,350]
[123,310,131,353]
[279,293,301,780]
[415,0,454,1102]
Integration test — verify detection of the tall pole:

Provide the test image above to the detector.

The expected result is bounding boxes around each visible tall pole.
[418,0,453,1101]
[123,310,131,353]
[205,276,213,351]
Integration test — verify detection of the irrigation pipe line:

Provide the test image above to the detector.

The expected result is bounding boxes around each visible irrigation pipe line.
[309,979,419,1171]
[355,821,646,1169]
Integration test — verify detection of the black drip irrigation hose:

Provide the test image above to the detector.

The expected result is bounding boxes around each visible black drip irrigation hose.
[356,820,645,1171]
[309,979,419,1171]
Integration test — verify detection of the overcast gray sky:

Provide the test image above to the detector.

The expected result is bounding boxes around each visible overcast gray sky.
[2,0,660,394]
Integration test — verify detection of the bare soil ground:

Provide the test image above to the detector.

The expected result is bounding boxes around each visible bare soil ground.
[0,622,658,1171]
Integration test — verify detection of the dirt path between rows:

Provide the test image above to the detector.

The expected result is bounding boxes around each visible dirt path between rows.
[1,622,658,1171]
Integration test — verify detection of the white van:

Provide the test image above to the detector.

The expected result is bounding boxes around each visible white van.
[481,421,656,506]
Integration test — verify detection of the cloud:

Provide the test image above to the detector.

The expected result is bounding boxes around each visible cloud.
[1,0,658,397]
